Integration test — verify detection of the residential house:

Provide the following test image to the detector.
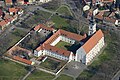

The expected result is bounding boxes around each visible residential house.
[17,0,24,5]
[9,8,23,15]
[5,0,13,5]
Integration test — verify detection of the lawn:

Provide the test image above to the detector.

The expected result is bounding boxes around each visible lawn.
[55,41,72,50]
[40,57,60,71]
[57,6,73,16]
[55,74,73,80]
[40,57,66,72]
[0,59,27,80]
[51,15,70,29]
[26,70,55,80]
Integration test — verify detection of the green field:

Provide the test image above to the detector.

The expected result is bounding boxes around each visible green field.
[51,15,70,29]
[55,74,73,80]
[0,59,27,80]
[57,6,73,16]
[26,70,55,80]
[55,41,72,50]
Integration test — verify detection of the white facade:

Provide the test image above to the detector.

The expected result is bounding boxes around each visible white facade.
[34,49,72,61]
[50,35,75,46]
[39,0,52,3]
[88,22,96,36]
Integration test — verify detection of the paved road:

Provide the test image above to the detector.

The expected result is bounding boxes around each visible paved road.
[22,68,35,80]
[112,70,120,80]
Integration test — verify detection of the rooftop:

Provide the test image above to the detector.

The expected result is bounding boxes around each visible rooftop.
[36,44,71,57]
[34,24,54,32]
[13,56,32,65]
[82,29,104,53]
[44,29,86,44]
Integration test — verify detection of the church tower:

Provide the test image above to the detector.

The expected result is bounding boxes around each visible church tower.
[88,14,96,36]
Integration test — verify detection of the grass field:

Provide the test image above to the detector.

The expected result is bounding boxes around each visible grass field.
[57,6,73,16]
[26,70,55,80]
[0,59,27,80]
[55,74,73,80]
[51,15,70,29]
[40,57,61,71]
[55,41,72,50]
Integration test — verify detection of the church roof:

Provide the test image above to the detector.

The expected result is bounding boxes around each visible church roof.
[82,29,104,54]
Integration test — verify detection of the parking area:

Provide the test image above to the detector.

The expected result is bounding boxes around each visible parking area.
[62,61,87,78]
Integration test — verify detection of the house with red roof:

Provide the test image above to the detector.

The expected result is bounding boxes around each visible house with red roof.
[9,8,23,15]
[76,29,104,65]
[5,0,13,5]
[17,0,24,5]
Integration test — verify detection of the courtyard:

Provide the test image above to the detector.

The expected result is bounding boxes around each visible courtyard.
[55,41,72,50]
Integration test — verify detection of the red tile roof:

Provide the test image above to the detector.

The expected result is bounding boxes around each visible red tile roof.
[9,8,19,13]
[104,17,116,23]
[34,24,54,31]
[82,29,104,54]
[45,29,86,44]
[13,56,32,65]
[101,0,114,2]
[5,0,12,3]
[36,44,71,57]
[95,14,103,20]
[0,20,7,27]
[0,9,2,17]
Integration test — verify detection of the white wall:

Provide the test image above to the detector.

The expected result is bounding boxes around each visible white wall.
[50,35,75,46]
[86,37,104,65]
[75,47,86,64]
[93,8,99,16]
[50,36,62,46]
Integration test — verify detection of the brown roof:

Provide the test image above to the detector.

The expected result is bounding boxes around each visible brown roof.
[45,29,86,44]
[13,56,32,65]
[101,0,114,2]
[104,17,116,23]
[9,8,19,13]
[5,0,12,3]
[95,14,103,20]
[0,9,2,17]
[36,44,71,57]
[34,24,54,31]
[82,29,104,54]
[0,20,7,27]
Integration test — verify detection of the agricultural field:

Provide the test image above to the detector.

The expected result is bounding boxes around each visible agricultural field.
[0,59,27,80]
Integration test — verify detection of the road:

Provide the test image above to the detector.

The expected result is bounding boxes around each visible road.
[21,68,35,80]
[112,70,120,80]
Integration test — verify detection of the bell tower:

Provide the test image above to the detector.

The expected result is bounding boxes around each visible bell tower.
[88,14,96,36]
